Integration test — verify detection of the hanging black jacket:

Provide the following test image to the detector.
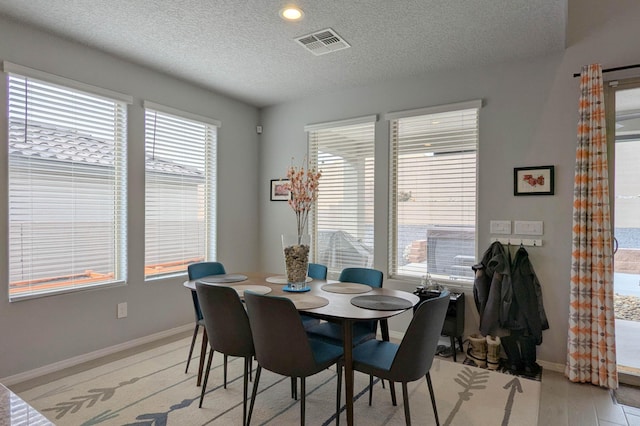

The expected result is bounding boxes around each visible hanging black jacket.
[472,241,513,336]
[509,246,549,345]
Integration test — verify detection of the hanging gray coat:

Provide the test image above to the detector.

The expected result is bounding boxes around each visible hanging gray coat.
[472,241,513,336]
[509,246,549,345]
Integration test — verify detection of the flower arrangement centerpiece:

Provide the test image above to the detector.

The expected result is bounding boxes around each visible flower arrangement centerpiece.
[282,158,321,289]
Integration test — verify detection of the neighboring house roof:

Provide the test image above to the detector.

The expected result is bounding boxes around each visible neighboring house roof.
[146,155,203,178]
[8,120,203,177]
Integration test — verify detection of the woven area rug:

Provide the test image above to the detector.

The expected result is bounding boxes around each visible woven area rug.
[18,336,540,425]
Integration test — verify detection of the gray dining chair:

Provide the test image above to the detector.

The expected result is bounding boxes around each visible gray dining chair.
[244,291,344,426]
[352,290,450,426]
[287,262,329,399]
[187,261,227,386]
[195,282,255,425]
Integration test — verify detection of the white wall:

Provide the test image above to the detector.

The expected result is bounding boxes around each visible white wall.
[259,1,640,367]
[0,17,260,379]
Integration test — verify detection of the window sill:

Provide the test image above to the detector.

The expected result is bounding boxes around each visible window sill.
[9,280,127,303]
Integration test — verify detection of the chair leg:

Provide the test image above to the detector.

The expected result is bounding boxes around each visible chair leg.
[198,346,215,408]
[185,324,199,373]
[336,361,342,426]
[300,377,306,426]
[291,377,298,400]
[243,357,250,426]
[402,382,411,426]
[197,328,208,386]
[426,372,440,426]
[224,354,228,389]
[389,380,397,406]
[380,320,389,390]
[248,365,262,426]
[368,375,373,406]
[381,319,390,341]
[450,335,457,362]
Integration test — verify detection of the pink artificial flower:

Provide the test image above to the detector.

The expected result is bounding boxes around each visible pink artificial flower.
[283,158,322,240]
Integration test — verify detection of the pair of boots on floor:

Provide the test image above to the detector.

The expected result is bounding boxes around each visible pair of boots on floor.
[466,334,501,370]
[467,333,541,377]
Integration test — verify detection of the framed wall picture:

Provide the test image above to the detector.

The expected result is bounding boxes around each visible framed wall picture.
[270,179,290,201]
[514,165,555,196]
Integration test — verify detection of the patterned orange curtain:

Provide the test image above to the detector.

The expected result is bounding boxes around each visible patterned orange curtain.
[565,64,617,389]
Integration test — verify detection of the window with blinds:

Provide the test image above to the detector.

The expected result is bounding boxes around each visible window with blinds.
[307,116,376,279]
[388,101,480,283]
[6,66,129,300]
[144,103,218,279]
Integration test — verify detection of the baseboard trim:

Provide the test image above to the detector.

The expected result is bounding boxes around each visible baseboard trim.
[537,359,565,373]
[1,324,192,386]
[388,329,405,341]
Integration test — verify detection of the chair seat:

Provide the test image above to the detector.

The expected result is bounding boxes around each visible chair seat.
[309,338,344,366]
[301,314,321,330]
[306,321,376,346]
[352,339,398,373]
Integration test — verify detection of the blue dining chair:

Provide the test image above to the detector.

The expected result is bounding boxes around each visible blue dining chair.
[306,267,385,346]
[186,261,226,386]
[352,291,450,426]
[305,267,390,397]
[300,263,327,330]
[307,263,328,280]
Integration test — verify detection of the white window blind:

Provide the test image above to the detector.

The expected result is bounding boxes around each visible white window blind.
[308,117,376,279]
[144,105,217,279]
[7,73,128,300]
[388,102,479,283]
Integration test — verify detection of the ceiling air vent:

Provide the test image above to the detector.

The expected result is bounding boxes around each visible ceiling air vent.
[294,28,350,56]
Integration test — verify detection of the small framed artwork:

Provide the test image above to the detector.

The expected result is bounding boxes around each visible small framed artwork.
[514,166,555,196]
[270,179,290,201]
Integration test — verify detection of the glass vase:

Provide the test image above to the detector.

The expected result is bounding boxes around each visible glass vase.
[282,234,310,290]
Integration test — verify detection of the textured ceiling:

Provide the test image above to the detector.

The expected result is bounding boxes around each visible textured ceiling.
[0,0,567,107]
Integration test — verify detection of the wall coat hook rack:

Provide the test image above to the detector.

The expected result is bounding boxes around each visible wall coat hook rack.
[490,237,543,247]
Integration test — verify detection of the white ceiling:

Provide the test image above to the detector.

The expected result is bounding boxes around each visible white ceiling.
[0,0,567,108]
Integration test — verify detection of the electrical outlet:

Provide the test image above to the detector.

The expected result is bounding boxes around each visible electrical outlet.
[117,302,127,319]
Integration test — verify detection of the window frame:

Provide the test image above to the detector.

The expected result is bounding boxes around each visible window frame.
[306,115,377,279]
[4,61,132,301]
[143,101,219,281]
[386,100,481,286]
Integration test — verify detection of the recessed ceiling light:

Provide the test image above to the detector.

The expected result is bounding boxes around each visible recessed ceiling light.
[280,6,304,21]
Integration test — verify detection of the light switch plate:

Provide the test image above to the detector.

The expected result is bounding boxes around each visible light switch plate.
[490,220,511,235]
[514,220,543,235]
